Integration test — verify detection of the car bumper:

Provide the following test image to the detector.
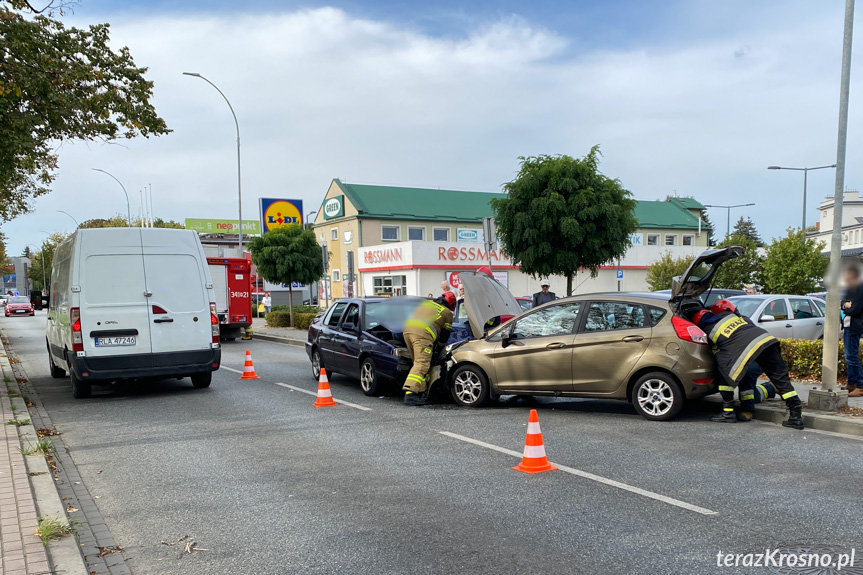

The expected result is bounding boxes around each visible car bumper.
[71,349,221,381]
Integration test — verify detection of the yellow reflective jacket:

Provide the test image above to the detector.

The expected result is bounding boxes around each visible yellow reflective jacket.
[404,300,454,343]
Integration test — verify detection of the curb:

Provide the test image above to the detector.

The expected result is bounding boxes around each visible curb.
[251,332,306,348]
[754,404,863,437]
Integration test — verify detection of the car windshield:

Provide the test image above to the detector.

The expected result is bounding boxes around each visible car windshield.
[517,299,532,312]
[728,296,765,319]
[8,297,28,304]
[364,299,421,331]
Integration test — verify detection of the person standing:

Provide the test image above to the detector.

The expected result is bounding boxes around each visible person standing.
[441,280,451,295]
[402,292,455,406]
[842,266,863,397]
[262,291,272,315]
[532,279,556,307]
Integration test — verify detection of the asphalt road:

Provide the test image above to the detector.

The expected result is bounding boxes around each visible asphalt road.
[3,313,862,575]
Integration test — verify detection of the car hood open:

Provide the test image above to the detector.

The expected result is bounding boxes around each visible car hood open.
[670,245,744,301]
[458,271,523,339]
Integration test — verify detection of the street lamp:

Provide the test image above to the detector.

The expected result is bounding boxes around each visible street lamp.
[306,211,317,230]
[92,168,132,226]
[57,210,79,227]
[704,203,756,239]
[767,164,836,231]
[183,72,243,251]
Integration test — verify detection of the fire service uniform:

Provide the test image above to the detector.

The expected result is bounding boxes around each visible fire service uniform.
[402,293,455,406]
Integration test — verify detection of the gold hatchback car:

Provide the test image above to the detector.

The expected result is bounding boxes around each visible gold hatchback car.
[445,247,743,420]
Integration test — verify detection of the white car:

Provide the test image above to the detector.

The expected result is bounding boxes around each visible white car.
[728,295,829,340]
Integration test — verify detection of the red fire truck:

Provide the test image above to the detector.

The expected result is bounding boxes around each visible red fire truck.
[206,255,253,341]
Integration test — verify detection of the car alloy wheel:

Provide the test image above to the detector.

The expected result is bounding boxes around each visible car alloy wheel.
[311,349,322,380]
[632,372,683,421]
[450,365,490,407]
[359,357,380,396]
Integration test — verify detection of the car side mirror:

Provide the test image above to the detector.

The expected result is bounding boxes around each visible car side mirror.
[501,333,511,348]
[342,321,358,333]
[759,315,775,323]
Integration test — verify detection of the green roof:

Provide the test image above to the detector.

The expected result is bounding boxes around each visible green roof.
[634,199,707,230]
[667,196,706,211]
[334,179,503,222]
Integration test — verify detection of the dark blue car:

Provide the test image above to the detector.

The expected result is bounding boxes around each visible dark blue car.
[306,297,425,396]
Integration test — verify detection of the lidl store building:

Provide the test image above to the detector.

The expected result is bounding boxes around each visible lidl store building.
[310,179,712,300]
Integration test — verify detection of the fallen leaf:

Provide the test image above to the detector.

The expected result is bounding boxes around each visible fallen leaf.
[66,505,78,512]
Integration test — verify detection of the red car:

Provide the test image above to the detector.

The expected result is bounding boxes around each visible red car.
[5,296,34,317]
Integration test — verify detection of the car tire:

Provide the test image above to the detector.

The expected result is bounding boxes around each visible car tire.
[191,372,212,388]
[311,348,324,380]
[48,349,66,379]
[359,357,383,396]
[450,364,490,407]
[631,372,683,421]
[70,371,91,399]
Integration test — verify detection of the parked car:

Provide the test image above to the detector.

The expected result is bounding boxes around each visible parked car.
[46,228,222,398]
[656,288,746,307]
[0,294,8,306]
[727,295,829,340]
[5,296,34,317]
[448,295,531,344]
[30,289,48,311]
[443,248,745,420]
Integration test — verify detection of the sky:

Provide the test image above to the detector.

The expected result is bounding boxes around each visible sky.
[3,0,859,254]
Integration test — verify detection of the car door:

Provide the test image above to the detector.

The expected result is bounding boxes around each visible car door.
[789,297,824,340]
[319,301,348,366]
[756,297,793,339]
[571,301,652,393]
[331,303,362,376]
[491,302,581,393]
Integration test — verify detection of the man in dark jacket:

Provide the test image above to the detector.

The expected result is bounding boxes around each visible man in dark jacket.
[841,266,863,397]
[532,280,556,307]
[693,300,803,430]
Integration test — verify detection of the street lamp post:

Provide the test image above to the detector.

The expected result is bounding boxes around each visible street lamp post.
[92,168,132,226]
[767,164,836,231]
[57,211,79,227]
[183,72,243,251]
[703,203,756,239]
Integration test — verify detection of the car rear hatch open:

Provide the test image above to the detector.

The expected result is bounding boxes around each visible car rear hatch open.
[458,271,522,339]
[669,245,743,314]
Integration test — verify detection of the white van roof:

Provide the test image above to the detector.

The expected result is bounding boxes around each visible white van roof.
[74,228,203,252]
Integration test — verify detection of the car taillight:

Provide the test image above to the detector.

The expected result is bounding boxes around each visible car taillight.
[671,316,708,345]
[693,378,714,385]
[210,302,220,344]
[70,307,84,352]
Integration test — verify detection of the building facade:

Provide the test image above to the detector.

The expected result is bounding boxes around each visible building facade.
[811,191,863,256]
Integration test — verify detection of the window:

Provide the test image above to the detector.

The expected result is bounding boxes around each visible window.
[789,298,818,319]
[647,306,667,325]
[407,226,425,241]
[333,270,340,282]
[813,298,827,316]
[433,228,450,242]
[510,303,581,339]
[381,225,400,242]
[373,275,407,296]
[341,304,360,328]
[682,235,694,246]
[584,301,647,332]
[647,234,659,246]
[762,298,790,321]
[325,301,348,327]
[331,228,338,241]
[665,234,677,246]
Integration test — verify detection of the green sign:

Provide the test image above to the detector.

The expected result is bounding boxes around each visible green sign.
[323,195,345,220]
[185,218,261,235]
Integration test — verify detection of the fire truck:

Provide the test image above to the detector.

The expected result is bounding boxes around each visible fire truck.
[202,244,253,341]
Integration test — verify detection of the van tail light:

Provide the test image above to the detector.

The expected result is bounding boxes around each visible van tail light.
[152,305,168,314]
[671,316,709,345]
[210,302,220,343]
[70,307,84,352]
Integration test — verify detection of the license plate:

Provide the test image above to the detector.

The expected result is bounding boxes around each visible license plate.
[95,336,136,347]
[15,310,26,313]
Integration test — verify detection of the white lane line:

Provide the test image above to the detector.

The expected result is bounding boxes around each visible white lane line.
[274,382,373,411]
[438,431,717,516]
[221,366,243,374]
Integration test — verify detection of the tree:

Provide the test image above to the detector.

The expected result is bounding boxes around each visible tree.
[732,216,764,247]
[78,214,184,229]
[699,209,716,247]
[645,252,695,292]
[761,228,829,295]
[248,224,324,327]
[27,231,67,290]
[0,232,10,270]
[491,148,639,296]
[0,2,170,221]
[712,234,764,290]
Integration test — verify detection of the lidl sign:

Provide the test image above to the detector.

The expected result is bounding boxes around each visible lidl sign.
[323,195,345,220]
[185,218,261,235]
[259,198,304,233]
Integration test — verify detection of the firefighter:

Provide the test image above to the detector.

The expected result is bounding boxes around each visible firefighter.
[402,292,455,406]
[734,361,777,421]
[692,299,803,430]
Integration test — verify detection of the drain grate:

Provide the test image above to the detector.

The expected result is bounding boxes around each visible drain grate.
[765,545,862,575]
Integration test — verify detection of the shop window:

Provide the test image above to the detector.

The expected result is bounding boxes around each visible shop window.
[665,234,677,246]
[382,225,400,242]
[682,235,694,246]
[333,269,340,282]
[408,226,425,241]
[373,275,407,296]
[433,228,450,242]
[647,234,659,246]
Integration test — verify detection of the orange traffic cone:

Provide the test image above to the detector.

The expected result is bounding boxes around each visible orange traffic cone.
[240,350,259,380]
[513,409,556,474]
[313,368,338,408]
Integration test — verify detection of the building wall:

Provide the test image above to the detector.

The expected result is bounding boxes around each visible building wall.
[818,192,863,234]
[632,228,710,248]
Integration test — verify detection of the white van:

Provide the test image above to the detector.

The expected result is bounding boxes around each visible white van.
[46,228,222,398]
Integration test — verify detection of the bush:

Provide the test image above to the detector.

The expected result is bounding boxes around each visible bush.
[265,311,317,330]
[293,313,317,330]
[271,304,318,314]
[778,338,854,380]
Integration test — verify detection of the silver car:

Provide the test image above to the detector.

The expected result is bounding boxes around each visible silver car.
[727,295,828,340]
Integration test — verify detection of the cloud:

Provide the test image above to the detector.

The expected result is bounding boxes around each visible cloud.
[3,4,856,254]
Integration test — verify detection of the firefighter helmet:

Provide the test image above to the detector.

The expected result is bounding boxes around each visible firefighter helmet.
[711,299,737,315]
[439,291,456,310]
[691,309,710,326]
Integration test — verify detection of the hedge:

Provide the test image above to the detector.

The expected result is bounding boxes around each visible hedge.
[265,311,317,330]
[271,304,318,314]
[778,338,853,380]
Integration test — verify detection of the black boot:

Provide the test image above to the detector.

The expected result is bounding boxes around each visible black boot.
[403,391,430,406]
[711,401,738,423]
[782,406,804,430]
[736,410,754,422]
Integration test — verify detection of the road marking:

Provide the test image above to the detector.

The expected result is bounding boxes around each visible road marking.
[274,382,372,411]
[438,431,717,516]
[221,366,243,374]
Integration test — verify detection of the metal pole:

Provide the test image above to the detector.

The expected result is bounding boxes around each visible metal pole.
[822,0,856,394]
[726,207,731,238]
[802,168,808,231]
[92,169,132,226]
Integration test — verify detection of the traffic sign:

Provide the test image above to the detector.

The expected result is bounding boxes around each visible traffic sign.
[616,269,624,280]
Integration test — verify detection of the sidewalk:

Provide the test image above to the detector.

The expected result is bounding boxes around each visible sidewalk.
[251,317,307,347]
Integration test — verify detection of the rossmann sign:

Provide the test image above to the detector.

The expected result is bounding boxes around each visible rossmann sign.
[437,246,510,262]
[364,248,403,264]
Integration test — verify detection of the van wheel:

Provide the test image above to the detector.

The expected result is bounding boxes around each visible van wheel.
[191,372,212,388]
[632,372,683,421]
[450,364,490,407]
[48,353,66,379]
[70,372,91,399]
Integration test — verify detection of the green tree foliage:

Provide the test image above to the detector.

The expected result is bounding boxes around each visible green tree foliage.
[699,209,716,247]
[248,225,324,327]
[0,231,10,270]
[0,2,170,221]
[712,234,764,290]
[27,231,67,290]
[645,252,695,292]
[78,214,184,229]
[761,228,828,295]
[491,148,638,295]
[732,216,764,247]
